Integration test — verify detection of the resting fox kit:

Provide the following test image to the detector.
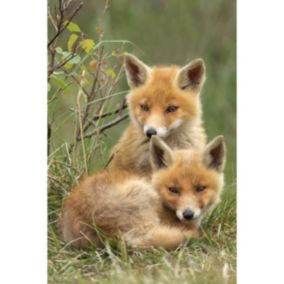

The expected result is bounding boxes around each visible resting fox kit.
[109,54,207,175]
[61,136,226,250]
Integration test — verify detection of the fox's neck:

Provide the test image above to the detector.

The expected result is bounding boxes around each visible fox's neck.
[165,118,206,150]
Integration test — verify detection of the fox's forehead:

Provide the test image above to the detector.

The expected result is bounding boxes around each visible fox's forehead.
[167,150,220,187]
[131,68,192,102]
[147,67,180,96]
[129,67,176,101]
[174,149,198,164]
[149,66,180,84]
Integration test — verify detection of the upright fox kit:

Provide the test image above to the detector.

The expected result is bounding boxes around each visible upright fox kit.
[61,136,226,250]
[108,54,207,175]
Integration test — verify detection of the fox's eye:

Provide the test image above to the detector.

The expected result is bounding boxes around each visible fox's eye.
[166,106,178,113]
[168,187,179,194]
[140,104,149,112]
[195,185,207,192]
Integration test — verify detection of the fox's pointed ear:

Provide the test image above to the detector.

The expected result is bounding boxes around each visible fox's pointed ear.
[150,136,174,170]
[203,136,226,172]
[176,58,206,92]
[124,53,150,88]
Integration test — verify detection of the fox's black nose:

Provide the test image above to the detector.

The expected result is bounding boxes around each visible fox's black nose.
[146,128,157,138]
[183,209,194,220]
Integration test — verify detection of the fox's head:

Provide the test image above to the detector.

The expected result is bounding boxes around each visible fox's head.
[124,54,206,138]
[150,136,226,225]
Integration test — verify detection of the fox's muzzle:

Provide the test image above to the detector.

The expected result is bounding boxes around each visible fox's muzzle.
[182,209,194,220]
[145,128,157,138]
[176,207,201,221]
[144,125,168,138]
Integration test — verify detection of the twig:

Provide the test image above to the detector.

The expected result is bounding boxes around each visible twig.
[84,113,128,139]
[48,123,51,155]
[48,53,78,76]
[82,46,105,124]
[70,74,89,97]
[92,102,127,121]
[48,6,58,32]
[90,61,125,122]
[85,91,128,106]
[84,101,127,131]
[48,2,83,48]
[76,71,88,174]
[75,46,105,141]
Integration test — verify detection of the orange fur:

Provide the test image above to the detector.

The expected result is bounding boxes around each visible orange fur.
[60,136,225,250]
[108,54,207,176]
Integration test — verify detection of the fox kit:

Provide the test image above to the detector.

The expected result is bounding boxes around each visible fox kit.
[108,54,207,175]
[61,136,226,250]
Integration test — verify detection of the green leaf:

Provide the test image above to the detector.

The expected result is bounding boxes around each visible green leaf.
[106,68,116,79]
[65,21,81,33]
[67,34,79,51]
[55,46,63,54]
[63,85,71,96]
[62,55,81,70]
[80,39,95,53]
[61,51,72,59]
[52,71,65,75]
[50,76,67,90]
[88,59,97,69]
[68,55,81,64]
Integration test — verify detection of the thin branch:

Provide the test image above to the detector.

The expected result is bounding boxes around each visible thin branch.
[48,123,51,156]
[76,71,88,174]
[75,46,105,140]
[82,46,105,123]
[86,91,128,106]
[69,100,127,129]
[84,97,127,131]
[48,2,83,48]
[48,6,58,32]
[70,74,89,97]
[84,113,129,139]
[91,63,124,123]
[97,113,129,134]
[92,103,127,122]
[48,53,78,76]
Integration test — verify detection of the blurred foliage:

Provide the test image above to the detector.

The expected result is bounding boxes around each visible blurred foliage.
[48,0,133,177]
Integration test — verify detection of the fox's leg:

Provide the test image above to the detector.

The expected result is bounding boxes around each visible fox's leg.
[136,226,198,250]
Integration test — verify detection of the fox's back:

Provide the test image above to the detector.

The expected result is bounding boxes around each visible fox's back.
[60,170,160,247]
